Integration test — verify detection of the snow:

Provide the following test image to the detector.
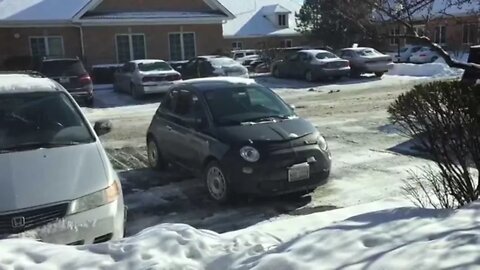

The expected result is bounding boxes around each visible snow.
[2,198,480,269]
[219,0,302,38]
[388,62,464,78]
[0,74,58,93]
[0,0,91,22]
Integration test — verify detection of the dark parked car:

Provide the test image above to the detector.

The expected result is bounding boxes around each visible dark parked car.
[146,78,332,202]
[271,50,350,82]
[176,56,249,80]
[39,58,94,106]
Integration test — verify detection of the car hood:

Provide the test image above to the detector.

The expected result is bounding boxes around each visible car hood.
[0,143,109,212]
[217,117,318,144]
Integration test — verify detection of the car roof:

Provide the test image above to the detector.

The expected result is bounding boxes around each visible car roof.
[0,73,62,94]
[42,58,80,62]
[198,55,228,59]
[130,59,167,64]
[300,49,332,55]
[175,77,256,91]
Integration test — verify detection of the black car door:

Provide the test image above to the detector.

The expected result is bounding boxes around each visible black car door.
[182,59,199,79]
[169,89,210,171]
[150,89,182,161]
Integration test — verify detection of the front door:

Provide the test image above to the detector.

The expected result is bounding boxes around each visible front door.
[169,89,209,170]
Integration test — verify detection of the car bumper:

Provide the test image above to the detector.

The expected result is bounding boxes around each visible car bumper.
[4,199,125,245]
[315,67,351,77]
[140,81,180,94]
[364,62,394,73]
[225,145,332,195]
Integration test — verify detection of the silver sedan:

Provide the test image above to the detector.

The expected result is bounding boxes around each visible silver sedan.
[113,59,182,99]
[339,47,394,78]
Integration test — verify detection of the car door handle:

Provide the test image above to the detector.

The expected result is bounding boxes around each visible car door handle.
[166,125,173,131]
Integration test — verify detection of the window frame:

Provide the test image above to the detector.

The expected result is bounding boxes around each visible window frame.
[29,36,65,58]
[434,25,447,45]
[463,23,478,44]
[232,41,243,50]
[115,33,147,63]
[389,27,401,45]
[278,14,288,27]
[168,32,197,61]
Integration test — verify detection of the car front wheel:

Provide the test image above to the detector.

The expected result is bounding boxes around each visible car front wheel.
[374,72,384,78]
[147,137,165,170]
[204,161,231,203]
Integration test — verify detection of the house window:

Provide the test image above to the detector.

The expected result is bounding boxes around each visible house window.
[116,34,146,63]
[463,24,478,44]
[278,14,287,27]
[29,36,64,58]
[390,27,400,45]
[280,39,292,48]
[169,32,196,61]
[232,41,243,50]
[434,26,447,45]
[413,25,425,36]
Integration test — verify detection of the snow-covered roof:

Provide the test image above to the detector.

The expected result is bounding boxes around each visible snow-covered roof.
[0,0,234,26]
[0,74,60,93]
[219,0,302,39]
[0,0,92,24]
[130,59,167,64]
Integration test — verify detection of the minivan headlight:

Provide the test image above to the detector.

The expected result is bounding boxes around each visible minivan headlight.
[67,181,120,215]
[318,135,328,151]
[240,146,260,162]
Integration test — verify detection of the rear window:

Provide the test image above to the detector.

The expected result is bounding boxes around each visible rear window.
[316,52,338,59]
[210,57,238,67]
[40,60,86,77]
[356,49,382,56]
[138,62,172,72]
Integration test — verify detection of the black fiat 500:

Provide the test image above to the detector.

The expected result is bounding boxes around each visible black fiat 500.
[146,78,331,202]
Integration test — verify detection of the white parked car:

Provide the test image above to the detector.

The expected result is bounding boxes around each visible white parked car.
[0,72,125,245]
[409,47,440,63]
[231,49,259,61]
[394,45,423,62]
[113,59,182,99]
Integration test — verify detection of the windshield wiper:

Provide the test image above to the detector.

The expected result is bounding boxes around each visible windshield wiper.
[242,115,293,123]
[0,141,85,153]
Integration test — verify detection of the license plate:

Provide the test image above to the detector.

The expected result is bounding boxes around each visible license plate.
[60,77,70,83]
[288,162,310,182]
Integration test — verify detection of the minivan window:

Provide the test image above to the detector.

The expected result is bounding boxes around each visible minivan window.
[40,60,86,77]
[203,85,294,126]
[138,62,172,72]
[0,92,94,152]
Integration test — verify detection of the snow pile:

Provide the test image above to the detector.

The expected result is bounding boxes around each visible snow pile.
[388,62,464,78]
[2,199,480,269]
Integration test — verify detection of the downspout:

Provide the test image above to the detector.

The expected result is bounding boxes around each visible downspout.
[72,24,86,66]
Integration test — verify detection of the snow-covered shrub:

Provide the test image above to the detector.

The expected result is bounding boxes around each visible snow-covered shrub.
[389,81,480,208]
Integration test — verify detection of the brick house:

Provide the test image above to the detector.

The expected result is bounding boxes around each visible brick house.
[0,0,234,68]
[218,0,307,51]
[383,12,479,52]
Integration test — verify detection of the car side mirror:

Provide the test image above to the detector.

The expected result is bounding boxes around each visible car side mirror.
[289,104,296,111]
[94,120,112,136]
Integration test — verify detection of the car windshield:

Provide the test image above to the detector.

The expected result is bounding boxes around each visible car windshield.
[210,58,238,67]
[138,61,172,72]
[316,52,338,59]
[400,47,409,53]
[0,92,95,152]
[40,60,86,77]
[203,85,295,126]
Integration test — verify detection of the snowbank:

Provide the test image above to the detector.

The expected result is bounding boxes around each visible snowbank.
[388,62,464,78]
[2,199,480,269]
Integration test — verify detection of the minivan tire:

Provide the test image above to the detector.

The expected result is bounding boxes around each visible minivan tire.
[204,161,232,203]
[147,137,165,170]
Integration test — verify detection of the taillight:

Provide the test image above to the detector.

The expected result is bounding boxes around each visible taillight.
[79,74,92,85]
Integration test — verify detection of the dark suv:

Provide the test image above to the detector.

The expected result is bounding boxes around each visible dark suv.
[146,78,331,202]
[39,58,94,106]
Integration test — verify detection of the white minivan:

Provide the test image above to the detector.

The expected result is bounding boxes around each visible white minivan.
[0,72,125,245]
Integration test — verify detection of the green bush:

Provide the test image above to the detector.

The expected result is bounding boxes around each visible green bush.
[389,81,480,208]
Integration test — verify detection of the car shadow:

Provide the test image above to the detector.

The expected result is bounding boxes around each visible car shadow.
[89,85,165,109]
[119,167,336,236]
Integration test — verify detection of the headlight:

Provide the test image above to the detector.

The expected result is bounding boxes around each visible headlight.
[318,135,328,151]
[67,181,120,215]
[240,146,260,162]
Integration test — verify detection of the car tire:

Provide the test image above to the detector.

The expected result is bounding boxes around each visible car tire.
[147,137,165,170]
[130,83,144,100]
[374,72,384,78]
[204,161,232,203]
[305,70,315,82]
